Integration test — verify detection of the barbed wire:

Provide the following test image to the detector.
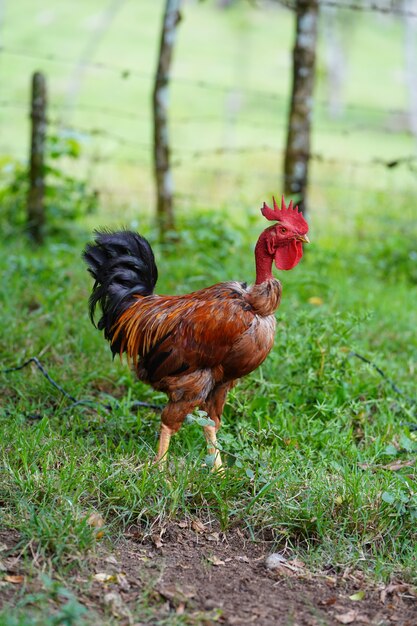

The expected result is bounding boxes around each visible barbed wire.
[1,97,408,134]
[280,0,417,17]
[0,46,284,100]
[320,0,417,18]
[2,116,416,174]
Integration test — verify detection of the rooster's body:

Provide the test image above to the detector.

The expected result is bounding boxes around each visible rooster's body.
[84,198,309,469]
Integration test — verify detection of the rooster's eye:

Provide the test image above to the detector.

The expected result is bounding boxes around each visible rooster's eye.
[280,227,287,234]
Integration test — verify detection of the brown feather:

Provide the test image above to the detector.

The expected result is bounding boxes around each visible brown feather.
[111,279,281,400]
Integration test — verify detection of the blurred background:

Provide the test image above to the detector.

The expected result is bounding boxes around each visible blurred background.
[1,0,417,241]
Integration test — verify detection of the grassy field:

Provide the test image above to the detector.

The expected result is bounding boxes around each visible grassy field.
[1,1,417,624]
[1,193,417,623]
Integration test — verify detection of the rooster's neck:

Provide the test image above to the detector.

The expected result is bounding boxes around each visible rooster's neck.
[254,231,274,285]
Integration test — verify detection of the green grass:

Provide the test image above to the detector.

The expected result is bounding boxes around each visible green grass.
[1,197,416,608]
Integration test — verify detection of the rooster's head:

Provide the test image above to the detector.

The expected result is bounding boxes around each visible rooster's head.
[260,196,309,270]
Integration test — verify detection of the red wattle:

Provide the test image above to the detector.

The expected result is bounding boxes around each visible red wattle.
[274,240,303,270]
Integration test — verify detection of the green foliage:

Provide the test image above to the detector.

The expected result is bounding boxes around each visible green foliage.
[0,576,89,626]
[369,232,417,285]
[0,130,97,239]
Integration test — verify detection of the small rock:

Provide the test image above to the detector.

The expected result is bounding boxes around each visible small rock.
[205,598,222,610]
[265,553,287,570]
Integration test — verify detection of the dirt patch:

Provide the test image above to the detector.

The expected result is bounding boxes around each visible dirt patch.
[0,528,25,607]
[1,524,416,625]
[93,522,417,625]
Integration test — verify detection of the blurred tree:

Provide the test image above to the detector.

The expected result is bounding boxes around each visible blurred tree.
[402,0,417,142]
[217,3,251,151]
[284,0,319,216]
[63,0,127,120]
[322,6,347,119]
[153,0,182,241]
[27,72,47,244]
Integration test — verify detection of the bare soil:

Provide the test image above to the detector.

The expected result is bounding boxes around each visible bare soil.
[1,524,416,625]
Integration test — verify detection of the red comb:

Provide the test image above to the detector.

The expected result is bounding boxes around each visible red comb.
[261,195,308,233]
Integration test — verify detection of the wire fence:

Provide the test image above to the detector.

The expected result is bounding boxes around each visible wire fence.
[272,0,417,17]
[1,0,417,217]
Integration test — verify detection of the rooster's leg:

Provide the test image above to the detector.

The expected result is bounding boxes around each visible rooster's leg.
[203,425,223,472]
[154,423,172,466]
[203,382,235,473]
[154,400,199,467]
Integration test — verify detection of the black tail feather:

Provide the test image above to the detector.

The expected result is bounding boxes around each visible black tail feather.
[83,230,158,354]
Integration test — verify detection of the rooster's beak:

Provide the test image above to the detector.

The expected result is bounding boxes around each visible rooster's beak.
[297,234,310,244]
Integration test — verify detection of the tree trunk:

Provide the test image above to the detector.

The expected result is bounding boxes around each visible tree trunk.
[284,0,319,216]
[27,71,47,244]
[153,0,182,240]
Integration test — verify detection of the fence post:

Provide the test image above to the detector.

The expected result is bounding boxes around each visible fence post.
[27,71,47,244]
[284,0,319,216]
[153,0,182,241]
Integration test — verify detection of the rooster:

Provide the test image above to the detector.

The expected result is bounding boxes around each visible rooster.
[83,197,309,470]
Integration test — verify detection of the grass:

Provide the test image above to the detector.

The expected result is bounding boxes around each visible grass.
[1,1,417,622]
[1,192,417,625]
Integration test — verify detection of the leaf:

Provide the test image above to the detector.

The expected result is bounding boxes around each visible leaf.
[399,433,416,452]
[349,590,365,601]
[358,463,373,470]
[87,512,105,528]
[158,584,195,604]
[185,411,215,427]
[286,558,305,569]
[93,572,117,584]
[381,491,396,504]
[335,610,359,624]
[381,459,415,471]
[207,555,225,566]
[383,444,398,457]
[177,521,188,529]
[207,532,220,542]
[191,519,206,534]
[235,555,250,563]
[195,415,215,427]
[4,575,24,584]
[319,596,337,606]
[151,533,163,549]
[308,296,324,305]
[204,453,216,467]
[380,581,415,604]
[336,611,370,624]
[245,468,255,480]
